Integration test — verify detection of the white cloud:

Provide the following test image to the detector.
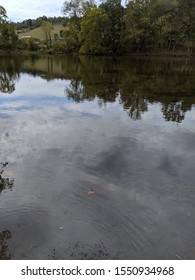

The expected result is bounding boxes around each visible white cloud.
[1,0,64,21]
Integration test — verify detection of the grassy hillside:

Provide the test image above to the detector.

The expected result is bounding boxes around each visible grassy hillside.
[17,24,64,40]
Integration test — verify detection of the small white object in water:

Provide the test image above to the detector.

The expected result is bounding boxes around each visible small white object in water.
[59,227,64,231]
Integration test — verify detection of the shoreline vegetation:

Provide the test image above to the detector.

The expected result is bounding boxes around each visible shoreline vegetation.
[0,0,195,57]
[0,49,194,57]
[0,50,195,58]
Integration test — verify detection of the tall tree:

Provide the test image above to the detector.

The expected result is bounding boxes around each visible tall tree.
[41,21,54,47]
[100,0,124,53]
[62,0,95,29]
[0,5,7,23]
[79,6,110,54]
[61,0,95,52]
[176,0,195,53]
[0,23,18,50]
[149,0,178,49]
[123,0,152,52]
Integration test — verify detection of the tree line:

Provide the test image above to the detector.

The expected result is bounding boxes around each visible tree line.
[14,16,67,31]
[0,0,195,54]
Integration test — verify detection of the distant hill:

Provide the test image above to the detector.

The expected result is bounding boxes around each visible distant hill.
[17,24,64,41]
[14,16,66,30]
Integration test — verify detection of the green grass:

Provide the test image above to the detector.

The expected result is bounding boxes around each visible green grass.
[17,24,64,40]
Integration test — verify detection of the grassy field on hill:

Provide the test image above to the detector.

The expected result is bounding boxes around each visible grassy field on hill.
[17,24,64,40]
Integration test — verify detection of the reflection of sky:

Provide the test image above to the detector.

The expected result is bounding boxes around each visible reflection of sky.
[0,74,120,163]
[0,74,70,98]
[0,74,73,112]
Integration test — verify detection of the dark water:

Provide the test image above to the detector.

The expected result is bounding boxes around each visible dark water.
[0,55,195,260]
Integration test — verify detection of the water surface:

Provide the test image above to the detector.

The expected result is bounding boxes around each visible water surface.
[0,55,195,259]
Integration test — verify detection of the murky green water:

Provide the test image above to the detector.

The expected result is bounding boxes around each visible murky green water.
[0,55,195,259]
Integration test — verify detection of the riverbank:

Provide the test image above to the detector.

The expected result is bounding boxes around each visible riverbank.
[0,48,194,57]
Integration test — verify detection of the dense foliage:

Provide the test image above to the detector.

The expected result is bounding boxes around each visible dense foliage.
[0,5,18,50]
[0,0,195,54]
[60,0,195,54]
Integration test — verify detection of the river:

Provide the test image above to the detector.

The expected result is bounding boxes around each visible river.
[0,55,195,259]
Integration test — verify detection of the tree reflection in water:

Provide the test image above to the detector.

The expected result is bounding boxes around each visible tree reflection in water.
[0,163,14,194]
[0,56,21,94]
[1,55,195,123]
[66,80,85,103]
[0,73,16,94]
[121,91,148,120]
[162,102,186,123]
[0,230,12,260]
[0,172,14,193]
[62,56,195,123]
[0,164,13,260]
